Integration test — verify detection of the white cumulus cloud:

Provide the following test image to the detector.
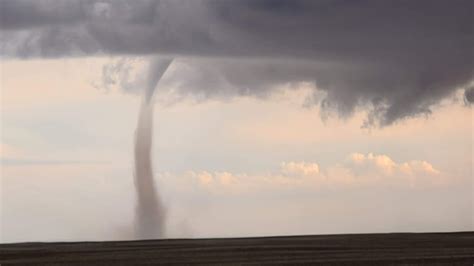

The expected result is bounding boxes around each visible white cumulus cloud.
[164,152,444,194]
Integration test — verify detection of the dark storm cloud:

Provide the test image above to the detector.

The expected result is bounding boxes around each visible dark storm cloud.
[1,0,473,125]
[465,86,474,104]
[0,0,84,30]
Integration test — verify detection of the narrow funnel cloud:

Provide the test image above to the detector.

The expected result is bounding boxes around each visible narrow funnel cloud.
[134,58,172,239]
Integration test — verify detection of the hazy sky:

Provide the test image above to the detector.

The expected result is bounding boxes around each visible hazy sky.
[1,0,473,243]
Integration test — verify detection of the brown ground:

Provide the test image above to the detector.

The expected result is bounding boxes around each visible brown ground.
[1,232,473,265]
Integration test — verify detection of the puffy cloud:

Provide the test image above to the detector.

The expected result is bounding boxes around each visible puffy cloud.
[195,171,213,185]
[350,153,397,175]
[281,161,319,177]
[1,0,473,125]
[168,153,444,194]
[216,172,238,186]
[348,152,440,177]
[399,161,441,176]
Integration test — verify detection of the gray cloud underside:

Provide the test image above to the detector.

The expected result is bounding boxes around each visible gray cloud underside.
[1,0,473,125]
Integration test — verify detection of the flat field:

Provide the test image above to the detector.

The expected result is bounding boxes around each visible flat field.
[1,232,473,265]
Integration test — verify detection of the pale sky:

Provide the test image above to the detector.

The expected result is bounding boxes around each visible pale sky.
[1,58,472,242]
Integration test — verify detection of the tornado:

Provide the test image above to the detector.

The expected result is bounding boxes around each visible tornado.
[134,58,172,239]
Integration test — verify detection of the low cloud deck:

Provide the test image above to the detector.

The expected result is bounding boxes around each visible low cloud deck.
[1,232,473,265]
